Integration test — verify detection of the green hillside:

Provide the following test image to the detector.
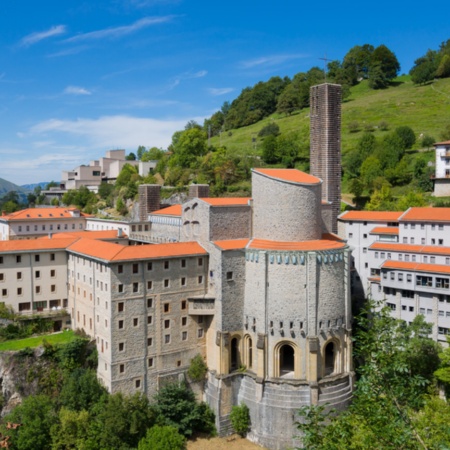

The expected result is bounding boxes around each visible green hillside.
[210,76,450,159]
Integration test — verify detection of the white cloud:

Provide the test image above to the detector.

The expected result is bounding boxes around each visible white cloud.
[166,70,207,91]
[19,25,66,47]
[64,16,174,43]
[64,86,92,95]
[240,53,307,69]
[29,115,199,149]
[207,87,234,96]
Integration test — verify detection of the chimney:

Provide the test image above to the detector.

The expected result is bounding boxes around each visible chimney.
[189,184,210,199]
[138,185,161,221]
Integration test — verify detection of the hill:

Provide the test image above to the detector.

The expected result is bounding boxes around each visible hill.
[209,76,450,159]
[0,178,29,202]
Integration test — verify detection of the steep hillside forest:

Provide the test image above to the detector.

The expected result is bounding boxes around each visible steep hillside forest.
[3,39,450,216]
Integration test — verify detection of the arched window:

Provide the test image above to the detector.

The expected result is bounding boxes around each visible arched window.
[244,336,253,370]
[279,344,295,377]
[231,337,239,371]
[324,342,335,376]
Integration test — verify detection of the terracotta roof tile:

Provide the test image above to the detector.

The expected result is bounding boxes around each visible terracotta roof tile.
[200,198,250,206]
[1,207,90,221]
[214,239,249,250]
[370,242,450,256]
[67,239,207,262]
[400,207,450,222]
[339,211,402,222]
[381,260,450,275]
[253,168,321,185]
[249,235,345,251]
[370,227,399,235]
[151,205,182,216]
[0,238,77,253]
[434,140,450,146]
[47,230,128,240]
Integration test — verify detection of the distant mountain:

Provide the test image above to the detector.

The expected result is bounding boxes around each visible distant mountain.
[21,182,51,192]
[0,178,30,203]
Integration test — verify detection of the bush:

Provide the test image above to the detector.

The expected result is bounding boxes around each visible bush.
[187,354,208,382]
[258,122,280,138]
[394,125,416,149]
[347,121,360,133]
[138,425,186,450]
[378,120,389,131]
[230,403,250,437]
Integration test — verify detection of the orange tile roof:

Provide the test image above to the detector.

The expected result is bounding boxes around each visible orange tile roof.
[67,239,207,262]
[201,198,251,206]
[253,168,321,185]
[370,227,399,235]
[368,276,381,282]
[370,242,450,256]
[339,211,402,222]
[151,205,182,216]
[214,239,249,250]
[434,140,450,146]
[47,230,128,240]
[1,207,90,221]
[249,235,345,251]
[0,238,77,252]
[381,260,450,275]
[400,207,450,222]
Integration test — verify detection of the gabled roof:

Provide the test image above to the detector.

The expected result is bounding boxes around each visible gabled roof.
[67,239,207,262]
[214,239,249,250]
[151,205,182,216]
[1,207,90,221]
[370,227,399,235]
[200,198,250,206]
[339,211,402,222]
[370,242,450,256]
[434,140,450,146]
[400,207,450,222]
[253,168,321,185]
[249,235,345,251]
[0,238,77,253]
[381,260,450,276]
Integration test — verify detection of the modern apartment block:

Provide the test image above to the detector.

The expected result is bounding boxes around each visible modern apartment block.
[339,207,450,343]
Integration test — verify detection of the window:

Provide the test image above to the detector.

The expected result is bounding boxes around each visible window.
[164,319,170,329]
[417,276,432,286]
[432,239,436,245]
[35,286,41,294]
[133,318,138,327]
[17,287,22,295]
[398,273,403,281]
[164,334,170,344]
[19,302,30,311]
[381,252,385,259]
[35,255,40,262]
[118,320,124,329]
[405,255,410,262]
[399,254,403,261]
[16,271,23,280]
[182,331,187,341]
[403,237,407,244]
[439,239,444,245]
[118,264,123,274]
[198,328,204,338]
[439,310,445,317]
[387,303,396,311]
[226,271,233,280]
[349,233,353,238]
[407,274,412,282]
[16,255,21,263]
[402,290,414,298]
[390,272,395,280]
[132,263,139,274]
[375,252,379,259]
[421,238,426,244]
[148,315,153,324]
[133,282,138,293]
[182,317,187,326]
[50,253,55,261]
[198,275,203,284]
[363,248,367,254]
[431,257,436,264]
[419,308,425,314]
[432,225,436,230]
[164,303,170,313]
[147,298,153,308]
[118,302,124,312]
[181,277,186,286]
[51,285,56,293]
[181,300,187,310]
[387,253,391,260]
[147,337,153,346]
[118,284,123,293]
[164,261,169,269]
[147,262,153,271]
[436,277,450,289]
[447,257,450,265]
[423,256,428,263]
[410,237,415,244]
[148,358,154,368]
[147,281,153,290]
[181,259,186,268]
[119,364,125,373]
[164,279,169,288]
[198,257,203,266]
[412,255,416,262]
[411,224,415,230]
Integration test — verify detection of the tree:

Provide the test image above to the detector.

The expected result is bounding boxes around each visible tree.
[125,152,136,160]
[171,127,207,168]
[360,156,383,191]
[50,408,91,450]
[371,44,400,81]
[137,146,146,160]
[261,135,279,164]
[258,122,280,138]
[276,83,302,115]
[342,44,375,83]
[365,185,395,210]
[230,403,250,437]
[395,126,416,150]
[138,425,186,450]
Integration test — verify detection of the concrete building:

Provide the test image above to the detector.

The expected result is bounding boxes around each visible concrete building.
[0,207,89,241]
[433,140,450,197]
[339,207,450,344]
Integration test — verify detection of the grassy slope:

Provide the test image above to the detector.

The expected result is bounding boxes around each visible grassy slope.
[210,76,450,162]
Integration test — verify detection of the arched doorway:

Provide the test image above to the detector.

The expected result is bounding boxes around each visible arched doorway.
[231,337,239,371]
[279,344,295,377]
[324,342,335,376]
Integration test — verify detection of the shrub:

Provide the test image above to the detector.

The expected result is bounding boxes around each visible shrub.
[394,125,416,149]
[347,121,360,133]
[378,120,389,131]
[421,134,435,149]
[258,122,280,138]
[230,403,250,437]
[187,354,208,382]
[138,425,186,450]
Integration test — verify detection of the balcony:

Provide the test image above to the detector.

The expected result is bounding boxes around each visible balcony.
[188,296,215,315]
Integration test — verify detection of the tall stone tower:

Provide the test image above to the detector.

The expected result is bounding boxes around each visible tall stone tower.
[138,184,161,221]
[310,83,342,234]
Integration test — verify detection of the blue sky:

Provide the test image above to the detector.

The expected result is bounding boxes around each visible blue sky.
[0,0,448,186]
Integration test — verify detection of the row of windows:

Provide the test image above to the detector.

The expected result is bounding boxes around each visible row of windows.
[382,272,450,289]
[1,284,57,297]
[117,299,187,313]
[374,252,450,264]
[118,258,204,275]
[116,315,203,330]
[17,223,82,232]
[0,253,56,265]
[18,299,67,311]
[0,269,56,282]
[402,237,444,246]
[116,276,203,294]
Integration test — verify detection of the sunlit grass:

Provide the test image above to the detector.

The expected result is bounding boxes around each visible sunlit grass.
[0,330,76,352]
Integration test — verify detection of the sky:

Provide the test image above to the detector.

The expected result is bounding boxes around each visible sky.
[0,0,449,186]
